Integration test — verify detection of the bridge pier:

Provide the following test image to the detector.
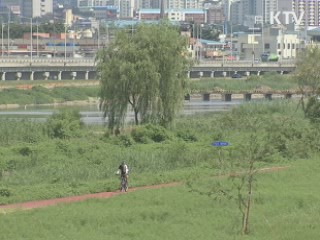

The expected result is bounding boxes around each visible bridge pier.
[30,71,34,81]
[16,72,22,81]
[43,72,50,80]
[187,71,190,78]
[1,72,5,81]
[203,93,210,101]
[58,71,62,80]
[246,71,250,76]
[222,93,232,102]
[264,93,272,100]
[85,71,89,80]
[244,93,252,101]
[210,71,214,78]
[284,93,292,99]
[71,72,77,80]
[222,72,227,77]
[199,71,203,78]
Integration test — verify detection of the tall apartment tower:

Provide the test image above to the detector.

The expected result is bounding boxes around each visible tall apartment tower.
[166,0,200,9]
[292,0,320,27]
[119,0,135,18]
[21,0,53,18]
[138,0,161,8]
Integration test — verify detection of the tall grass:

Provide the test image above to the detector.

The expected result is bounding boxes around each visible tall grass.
[0,101,319,205]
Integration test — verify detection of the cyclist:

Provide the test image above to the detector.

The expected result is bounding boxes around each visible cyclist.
[118,161,129,192]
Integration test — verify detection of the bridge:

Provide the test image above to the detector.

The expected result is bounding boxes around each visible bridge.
[186,89,302,102]
[0,58,296,81]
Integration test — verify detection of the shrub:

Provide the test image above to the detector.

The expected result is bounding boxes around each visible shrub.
[19,147,33,156]
[131,126,152,143]
[117,134,134,147]
[0,188,11,197]
[305,96,320,122]
[46,109,83,139]
[176,129,198,142]
[131,124,172,143]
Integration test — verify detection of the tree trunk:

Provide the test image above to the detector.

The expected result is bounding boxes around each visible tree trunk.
[134,108,139,125]
[242,164,254,235]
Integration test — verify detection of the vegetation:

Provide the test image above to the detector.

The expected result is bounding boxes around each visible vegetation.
[188,73,298,93]
[0,157,319,239]
[0,101,319,206]
[96,22,192,131]
[0,22,65,39]
[0,74,300,106]
[295,45,320,95]
[0,85,98,105]
[294,45,320,117]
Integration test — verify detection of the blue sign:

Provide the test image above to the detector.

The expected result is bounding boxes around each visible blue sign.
[211,141,229,147]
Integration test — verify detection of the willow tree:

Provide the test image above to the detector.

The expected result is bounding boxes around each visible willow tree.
[96,22,191,132]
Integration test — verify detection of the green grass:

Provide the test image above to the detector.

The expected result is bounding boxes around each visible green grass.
[189,73,298,93]
[0,74,299,105]
[0,157,319,240]
[0,85,99,105]
[1,100,319,205]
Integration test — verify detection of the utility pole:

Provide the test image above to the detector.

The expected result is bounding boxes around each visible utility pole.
[7,10,10,57]
[160,0,165,19]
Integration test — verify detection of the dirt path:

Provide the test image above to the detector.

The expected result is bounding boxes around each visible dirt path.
[0,166,288,212]
[0,182,179,212]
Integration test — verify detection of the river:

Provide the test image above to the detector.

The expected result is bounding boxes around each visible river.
[0,100,243,125]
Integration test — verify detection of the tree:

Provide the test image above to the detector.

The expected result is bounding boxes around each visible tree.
[294,45,320,115]
[96,22,191,132]
[295,45,320,94]
[187,118,268,235]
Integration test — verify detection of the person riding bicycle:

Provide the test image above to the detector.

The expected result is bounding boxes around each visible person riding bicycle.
[118,161,129,191]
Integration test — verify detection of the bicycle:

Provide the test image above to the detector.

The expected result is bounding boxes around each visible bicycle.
[120,174,128,192]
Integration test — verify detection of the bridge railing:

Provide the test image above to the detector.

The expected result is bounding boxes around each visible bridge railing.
[0,57,96,67]
[196,59,296,67]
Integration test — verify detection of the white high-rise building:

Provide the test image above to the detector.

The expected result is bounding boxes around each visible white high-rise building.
[166,0,200,9]
[292,0,320,27]
[21,0,53,18]
[119,0,135,18]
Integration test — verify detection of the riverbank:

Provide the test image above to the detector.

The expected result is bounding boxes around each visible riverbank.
[0,98,100,110]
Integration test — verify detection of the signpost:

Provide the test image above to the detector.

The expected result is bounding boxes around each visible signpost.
[211,141,229,175]
[211,141,229,147]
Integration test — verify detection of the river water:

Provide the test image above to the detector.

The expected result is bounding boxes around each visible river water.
[0,100,243,125]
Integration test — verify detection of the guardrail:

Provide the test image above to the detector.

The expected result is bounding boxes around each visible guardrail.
[197,59,296,67]
[0,57,96,67]
[0,57,296,72]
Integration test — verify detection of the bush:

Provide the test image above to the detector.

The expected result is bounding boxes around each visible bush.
[131,127,151,143]
[0,188,11,197]
[116,134,134,147]
[176,129,198,142]
[46,109,83,139]
[131,124,172,143]
[305,96,320,122]
[19,147,33,156]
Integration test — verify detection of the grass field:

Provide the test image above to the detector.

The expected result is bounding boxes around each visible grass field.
[0,157,319,240]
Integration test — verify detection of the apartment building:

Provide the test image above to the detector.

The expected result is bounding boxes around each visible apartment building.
[21,0,53,18]
[292,0,320,27]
